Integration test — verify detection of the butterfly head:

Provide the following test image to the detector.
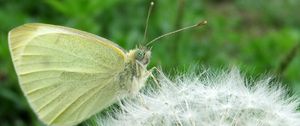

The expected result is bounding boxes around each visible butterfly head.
[135,47,151,65]
[127,47,151,66]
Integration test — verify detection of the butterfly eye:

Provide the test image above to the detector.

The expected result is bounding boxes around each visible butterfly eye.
[136,50,145,61]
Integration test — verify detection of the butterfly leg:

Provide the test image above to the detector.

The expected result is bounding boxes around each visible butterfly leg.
[147,66,163,88]
[148,66,177,89]
[135,61,157,85]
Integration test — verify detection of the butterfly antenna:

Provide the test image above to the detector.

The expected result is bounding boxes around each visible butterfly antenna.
[142,1,154,44]
[146,20,207,47]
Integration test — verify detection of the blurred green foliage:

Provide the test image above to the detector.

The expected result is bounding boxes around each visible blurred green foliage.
[0,0,300,125]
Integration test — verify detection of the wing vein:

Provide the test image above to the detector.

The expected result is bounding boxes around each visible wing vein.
[20,69,108,76]
[25,44,111,69]
[27,75,113,95]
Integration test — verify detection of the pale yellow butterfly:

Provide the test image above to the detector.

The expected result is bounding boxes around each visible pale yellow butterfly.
[8,2,207,126]
[9,22,154,125]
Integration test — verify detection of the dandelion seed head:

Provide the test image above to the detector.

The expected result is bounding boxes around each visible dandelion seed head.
[87,69,300,126]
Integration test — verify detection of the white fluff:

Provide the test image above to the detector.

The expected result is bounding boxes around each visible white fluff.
[86,69,300,126]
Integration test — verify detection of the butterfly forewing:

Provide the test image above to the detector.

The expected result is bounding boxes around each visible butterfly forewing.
[9,23,127,125]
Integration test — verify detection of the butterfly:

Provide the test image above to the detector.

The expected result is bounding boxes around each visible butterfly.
[9,23,154,125]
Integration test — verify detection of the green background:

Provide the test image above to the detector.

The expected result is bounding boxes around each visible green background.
[0,0,299,125]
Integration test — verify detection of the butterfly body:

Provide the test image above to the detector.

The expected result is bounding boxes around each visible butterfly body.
[8,23,151,126]
[122,49,151,94]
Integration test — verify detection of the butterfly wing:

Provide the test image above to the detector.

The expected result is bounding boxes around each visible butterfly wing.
[9,23,126,126]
